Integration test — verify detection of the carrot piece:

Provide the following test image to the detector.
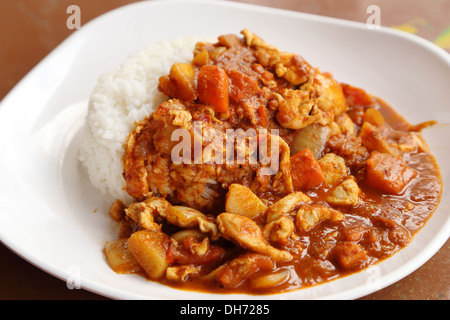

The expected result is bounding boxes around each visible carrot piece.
[290,149,325,191]
[197,65,230,113]
[365,151,417,194]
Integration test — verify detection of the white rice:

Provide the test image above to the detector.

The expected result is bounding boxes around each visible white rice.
[79,35,213,204]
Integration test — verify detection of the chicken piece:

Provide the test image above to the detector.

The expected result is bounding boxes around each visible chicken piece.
[127,230,170,280]
[217,213,292,262]
[125,197,170,231]
[256,133,294,195]
[360,121,427,156]
[326,176,361,206]
[225,184,267,220]
[153,99,193,130]
[269,134,294,194]
[166,236,225,266]
[296,204,345,232]
[274,74,348,130]
[242,29,347,130]
[164,206,220,240]
[325,133,370,170]
[312,73,348,117]
[365,151,417,195]
[166,265,202,282]
[274,88,323,130]
[332,242,368,270]
[290,149,325,191]
[242,29,313,86]
[263,216,295,246]
[216,253,274,288]
[266,191,311,223]
[360,122,400,156]
[318,153,349,187]
[335,113,356,136]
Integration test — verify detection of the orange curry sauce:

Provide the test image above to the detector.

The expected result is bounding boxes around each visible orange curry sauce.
[104,30,442,295]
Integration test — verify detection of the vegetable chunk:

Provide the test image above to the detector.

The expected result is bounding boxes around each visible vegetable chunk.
[127,230,170,280]
[197,65,229,113]
[365,152,417,194]
[290,149,325,190]
[103,238,142,274]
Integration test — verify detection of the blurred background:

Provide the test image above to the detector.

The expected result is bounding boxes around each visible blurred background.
[0,0,449,300]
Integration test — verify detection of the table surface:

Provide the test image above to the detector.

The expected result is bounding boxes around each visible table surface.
[0,0,449,300]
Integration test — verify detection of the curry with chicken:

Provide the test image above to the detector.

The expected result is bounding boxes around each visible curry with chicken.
[103,30,442,294]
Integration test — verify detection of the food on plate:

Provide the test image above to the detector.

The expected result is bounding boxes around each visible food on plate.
[82,29,442,294]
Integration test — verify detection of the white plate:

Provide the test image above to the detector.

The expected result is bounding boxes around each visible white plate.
[0,0,449,300]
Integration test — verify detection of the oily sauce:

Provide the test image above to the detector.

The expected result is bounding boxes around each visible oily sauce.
[111,30,442,295]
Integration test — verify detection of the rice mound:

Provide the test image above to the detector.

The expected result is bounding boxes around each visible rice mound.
[79,36,212,204]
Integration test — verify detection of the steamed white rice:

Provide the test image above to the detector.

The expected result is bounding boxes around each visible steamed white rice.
[79,36,213,204]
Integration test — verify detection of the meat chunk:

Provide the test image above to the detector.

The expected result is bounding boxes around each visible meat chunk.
[217,213,292,262]
[125,197,170,231]
[335,113,356,136]
[263,216,295,246]
[274,88,323,130]
[166,236,225,266]
[216,253,274,288]
[365,151,417,194]
[296,204,345,232]
[164,206,220,240]
[225,184,268,220]
[361,122,428,156]
[318,153,349,187]
[266,191,311,223]
[332,242,368,270]
[326,176,361,206]
[166,265,202,282]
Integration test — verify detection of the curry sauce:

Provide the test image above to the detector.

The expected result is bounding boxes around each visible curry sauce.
[103,30,442,295]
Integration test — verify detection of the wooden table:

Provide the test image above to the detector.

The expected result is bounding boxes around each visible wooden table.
[1,0,449,300]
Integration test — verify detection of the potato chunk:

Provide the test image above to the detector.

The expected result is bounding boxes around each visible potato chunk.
[225,184,267,220]
[159,62,198,102]
[127,230,170,280]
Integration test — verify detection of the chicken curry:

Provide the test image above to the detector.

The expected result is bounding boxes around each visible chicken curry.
[103,30,442,294]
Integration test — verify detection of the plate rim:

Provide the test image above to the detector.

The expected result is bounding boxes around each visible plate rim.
[0,0,449,300]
